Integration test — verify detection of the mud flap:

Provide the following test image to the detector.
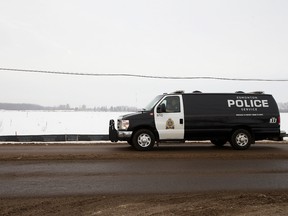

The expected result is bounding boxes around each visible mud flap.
[109,119,118,142]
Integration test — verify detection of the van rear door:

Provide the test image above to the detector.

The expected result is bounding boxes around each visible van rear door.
[154,95,185,140]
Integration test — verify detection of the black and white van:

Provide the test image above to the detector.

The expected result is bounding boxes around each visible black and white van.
[109,91,282,150]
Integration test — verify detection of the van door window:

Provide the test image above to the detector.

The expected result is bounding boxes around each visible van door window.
[158,96,180,113]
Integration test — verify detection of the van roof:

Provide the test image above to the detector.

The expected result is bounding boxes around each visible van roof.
[167,91,270,96]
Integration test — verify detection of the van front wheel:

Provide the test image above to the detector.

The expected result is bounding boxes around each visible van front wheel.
[132,129,155,151]
[230,129,252,150]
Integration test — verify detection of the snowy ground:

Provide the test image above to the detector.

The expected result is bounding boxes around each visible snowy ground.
[0,111,287,138]
[0,111,127,135]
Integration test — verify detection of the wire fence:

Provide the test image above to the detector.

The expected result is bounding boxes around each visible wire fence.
[1,67,288,81]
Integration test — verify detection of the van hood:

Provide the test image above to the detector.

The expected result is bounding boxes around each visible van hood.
[120,111,150,120]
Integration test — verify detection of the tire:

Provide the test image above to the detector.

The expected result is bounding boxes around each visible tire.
[211,139,227,147]
[132,129,155,151]
[230,129,252,150]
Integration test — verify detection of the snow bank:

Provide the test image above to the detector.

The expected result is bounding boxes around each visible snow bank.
[0,111,127,135]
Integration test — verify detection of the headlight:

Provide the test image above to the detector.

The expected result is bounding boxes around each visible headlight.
[118,120,130,130]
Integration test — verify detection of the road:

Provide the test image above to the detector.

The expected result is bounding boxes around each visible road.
[0,142,288,197]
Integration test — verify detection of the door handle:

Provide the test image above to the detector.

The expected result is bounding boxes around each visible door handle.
[180,119,183,124]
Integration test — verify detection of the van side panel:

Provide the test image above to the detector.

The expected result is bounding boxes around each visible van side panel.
[182,93,280,140]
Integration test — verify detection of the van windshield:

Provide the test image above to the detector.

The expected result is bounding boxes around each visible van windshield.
[144,95,163,111]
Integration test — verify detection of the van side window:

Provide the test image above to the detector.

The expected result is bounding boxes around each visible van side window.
[159,96,180,113]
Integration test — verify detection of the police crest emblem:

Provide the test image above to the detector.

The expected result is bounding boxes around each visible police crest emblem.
[166,118,175,129]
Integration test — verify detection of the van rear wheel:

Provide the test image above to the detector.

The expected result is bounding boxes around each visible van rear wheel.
[132,129,155,151]
[230,129,252,150]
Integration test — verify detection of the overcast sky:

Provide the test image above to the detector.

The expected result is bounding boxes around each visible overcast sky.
[0,0,287,108]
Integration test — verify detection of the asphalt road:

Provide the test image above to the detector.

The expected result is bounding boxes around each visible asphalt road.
[0,142,288,197]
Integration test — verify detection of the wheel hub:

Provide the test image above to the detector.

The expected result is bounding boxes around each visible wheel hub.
[138,133,151,147]
[236,133,248,146]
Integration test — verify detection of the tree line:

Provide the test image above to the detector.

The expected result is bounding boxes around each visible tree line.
[0,103,138,112]
[1,102,288,112]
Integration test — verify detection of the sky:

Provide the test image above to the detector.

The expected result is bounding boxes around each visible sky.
[0,0,288,108]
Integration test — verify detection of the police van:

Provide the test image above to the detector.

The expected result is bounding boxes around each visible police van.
[109,91,282,150]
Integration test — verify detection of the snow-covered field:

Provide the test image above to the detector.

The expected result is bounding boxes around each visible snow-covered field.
[281,113,288,133]
[0,111,127,135]
[0,110,287,137]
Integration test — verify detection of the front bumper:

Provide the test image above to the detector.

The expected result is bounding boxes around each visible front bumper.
[109,119,133,142]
